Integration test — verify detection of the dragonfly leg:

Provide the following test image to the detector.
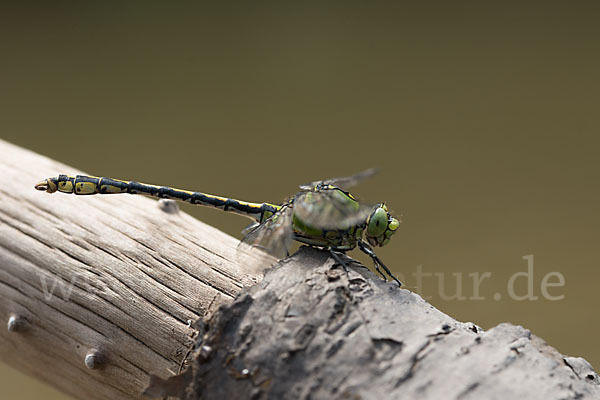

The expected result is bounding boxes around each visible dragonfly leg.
[355,242,386,281]
[358,241,402,287]
[328,248,349,273]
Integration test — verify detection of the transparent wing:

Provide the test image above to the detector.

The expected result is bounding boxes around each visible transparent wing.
[241,222,260,237]
[299,168,377,191]
[238,205,294,259]
[293,189,374,230]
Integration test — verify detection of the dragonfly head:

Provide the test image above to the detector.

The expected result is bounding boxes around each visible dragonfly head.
[365,204,400,247]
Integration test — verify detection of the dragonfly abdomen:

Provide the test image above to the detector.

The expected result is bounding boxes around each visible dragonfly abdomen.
[35,174,277,222]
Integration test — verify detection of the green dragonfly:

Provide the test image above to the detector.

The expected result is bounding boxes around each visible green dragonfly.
[35,169,402,286]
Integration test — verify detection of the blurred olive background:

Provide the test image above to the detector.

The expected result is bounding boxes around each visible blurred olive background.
[1,2,599,399]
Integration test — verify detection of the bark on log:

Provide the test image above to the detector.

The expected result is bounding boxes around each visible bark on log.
[2,139,599,400]
[144,246,600,400]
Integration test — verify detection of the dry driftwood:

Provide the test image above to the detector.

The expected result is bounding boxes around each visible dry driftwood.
[0,139,265,399]
[1,139,599,400]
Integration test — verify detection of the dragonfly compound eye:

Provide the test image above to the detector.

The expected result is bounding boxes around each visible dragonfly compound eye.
[367,207,400,247]
[367,207,388,238]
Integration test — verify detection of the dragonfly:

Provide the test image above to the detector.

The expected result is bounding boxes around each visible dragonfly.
[35,169,402,286]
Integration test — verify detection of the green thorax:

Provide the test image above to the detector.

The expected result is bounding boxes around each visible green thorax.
[290,185,365,250]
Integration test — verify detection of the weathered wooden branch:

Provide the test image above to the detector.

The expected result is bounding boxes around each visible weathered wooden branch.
[144,246,600,399]
[2,139,599,399]
[0,139,265,399]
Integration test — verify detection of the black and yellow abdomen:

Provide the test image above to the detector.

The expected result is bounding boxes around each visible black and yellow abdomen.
[35,174,279,223]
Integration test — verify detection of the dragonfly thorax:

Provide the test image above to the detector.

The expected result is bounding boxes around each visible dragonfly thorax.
[290,220,365,251]
[289,186,400,251]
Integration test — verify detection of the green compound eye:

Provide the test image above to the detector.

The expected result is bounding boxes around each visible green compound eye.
[367,207,388,238]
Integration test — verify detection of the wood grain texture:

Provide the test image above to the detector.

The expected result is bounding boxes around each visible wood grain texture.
[148,247,600,400]
[0,139,265,399]
[3,139,600,400]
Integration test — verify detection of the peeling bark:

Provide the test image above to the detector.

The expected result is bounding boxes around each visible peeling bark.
[147,247,600,400]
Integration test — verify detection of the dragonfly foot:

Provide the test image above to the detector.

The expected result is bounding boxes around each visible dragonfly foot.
[328,248,349,273]
[371,263,388,281]
[358,241,402,287]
